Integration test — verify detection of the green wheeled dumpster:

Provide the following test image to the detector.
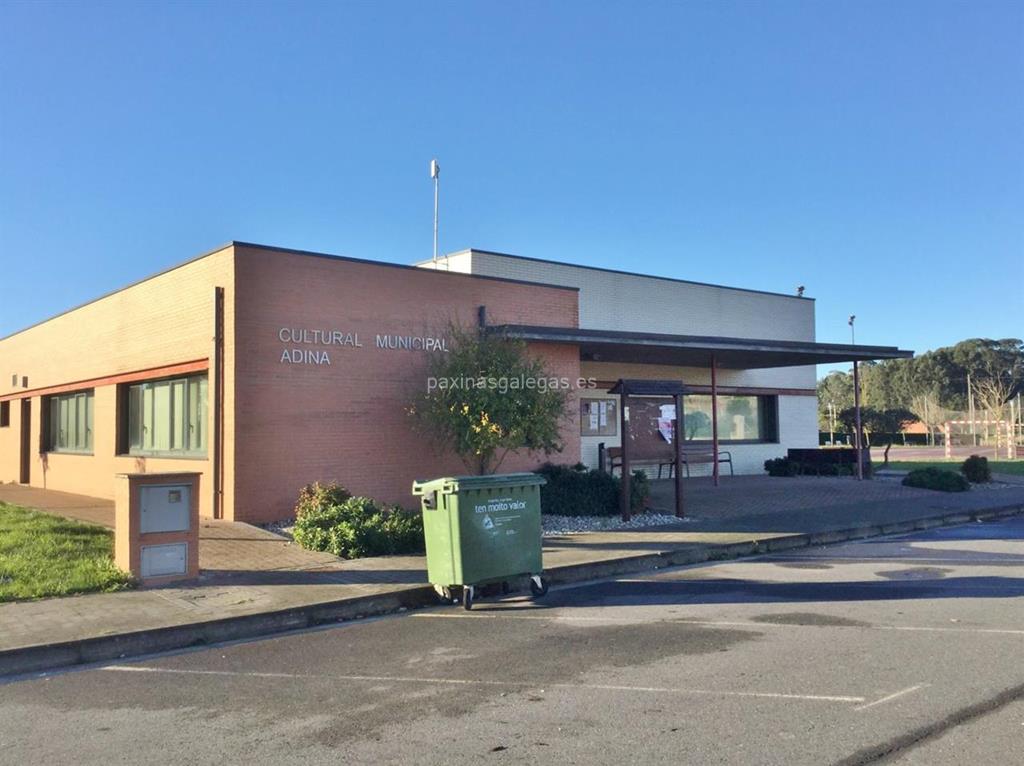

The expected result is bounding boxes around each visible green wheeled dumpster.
[412,473,548,610]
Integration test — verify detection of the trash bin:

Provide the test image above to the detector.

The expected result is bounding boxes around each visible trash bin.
[412,473,548,610]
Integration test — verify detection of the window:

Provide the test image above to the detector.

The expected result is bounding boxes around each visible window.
[46,391,94,453]
[126,374,208,456]
[682,394,778,443]
[580,398,617,436]
[0,401,9,428]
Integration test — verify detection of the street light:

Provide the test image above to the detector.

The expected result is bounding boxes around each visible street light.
[848,314,863,480]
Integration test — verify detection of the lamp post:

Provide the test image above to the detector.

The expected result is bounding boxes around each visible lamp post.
[828,400,835,445]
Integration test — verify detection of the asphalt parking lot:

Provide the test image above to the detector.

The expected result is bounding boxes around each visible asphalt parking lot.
[2,518,1022,765]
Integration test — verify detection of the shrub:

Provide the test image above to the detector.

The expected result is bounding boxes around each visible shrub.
[536,463,648,517]
[293,496,425,559]
[961,455,992,484]
[295,481,352,518]
[764,457,797,477]
[902,468,970,493]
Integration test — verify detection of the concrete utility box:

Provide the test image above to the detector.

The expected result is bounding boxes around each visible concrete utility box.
[115,472,200,585]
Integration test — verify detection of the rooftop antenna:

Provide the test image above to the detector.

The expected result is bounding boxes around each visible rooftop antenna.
[430,158,441,267]
[796,285,805,297]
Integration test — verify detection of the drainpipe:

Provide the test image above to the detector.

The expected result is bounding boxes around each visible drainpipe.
[213,286,225,518]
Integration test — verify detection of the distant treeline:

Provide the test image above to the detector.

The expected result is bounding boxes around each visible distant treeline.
[818,338,1024,436]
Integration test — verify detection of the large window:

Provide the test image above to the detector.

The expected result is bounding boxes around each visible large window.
[47,391,94,453]
[127,374,208,456]
[682,394,778,443]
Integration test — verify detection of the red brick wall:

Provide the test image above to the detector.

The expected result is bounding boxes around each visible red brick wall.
[231,245,581,523]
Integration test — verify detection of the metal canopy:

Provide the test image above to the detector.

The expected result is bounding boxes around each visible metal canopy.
[489,325,913,369]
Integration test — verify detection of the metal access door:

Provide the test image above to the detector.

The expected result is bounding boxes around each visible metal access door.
[19,399,31,484]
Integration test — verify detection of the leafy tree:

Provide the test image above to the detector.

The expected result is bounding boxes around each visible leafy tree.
[861,358,915,410]
[952,338,1024,426]
[411,323,569,474]
[837,406,919,465]
[817,371,854,431]
[837,406,869,447]
[863,408,920,466]
[818,338,1024,444]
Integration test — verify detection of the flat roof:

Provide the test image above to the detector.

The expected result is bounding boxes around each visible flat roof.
[489,324,914,369]
[417,248,814,302]
[0,241,578,342]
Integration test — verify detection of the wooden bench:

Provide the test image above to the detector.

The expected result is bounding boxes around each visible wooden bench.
[680,449,733,478]
[606,446,676,479]
[605,446,734,479]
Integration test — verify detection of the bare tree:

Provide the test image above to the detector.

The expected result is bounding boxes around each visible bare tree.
[972,375,1015,445]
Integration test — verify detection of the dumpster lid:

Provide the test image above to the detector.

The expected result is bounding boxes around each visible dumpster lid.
[412,473,547,495]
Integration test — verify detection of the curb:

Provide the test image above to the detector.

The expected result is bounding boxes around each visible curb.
[3,503,1022,678]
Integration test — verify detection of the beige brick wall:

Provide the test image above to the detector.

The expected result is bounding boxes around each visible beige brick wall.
[0,247,235,518]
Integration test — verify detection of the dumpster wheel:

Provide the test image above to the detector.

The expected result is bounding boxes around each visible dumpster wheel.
[462,585,474,611]
[433,585,455,603]
[529,575,549,599]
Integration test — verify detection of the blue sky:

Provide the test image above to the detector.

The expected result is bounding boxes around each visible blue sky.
[1,1,1021,376]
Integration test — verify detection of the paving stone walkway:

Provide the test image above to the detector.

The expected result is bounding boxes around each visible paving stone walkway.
[2,474,1023,661]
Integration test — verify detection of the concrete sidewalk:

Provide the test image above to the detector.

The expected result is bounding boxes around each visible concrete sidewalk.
[2,476,1024,676]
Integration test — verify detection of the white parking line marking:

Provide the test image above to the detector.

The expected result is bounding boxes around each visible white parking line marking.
[413,612,1024,636]
[101,665,865,704]
[854,684,928,711]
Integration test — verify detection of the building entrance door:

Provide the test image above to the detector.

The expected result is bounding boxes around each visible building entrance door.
[19,399,31,484]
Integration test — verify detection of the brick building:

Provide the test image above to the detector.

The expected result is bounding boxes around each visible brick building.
[0,242,910,523]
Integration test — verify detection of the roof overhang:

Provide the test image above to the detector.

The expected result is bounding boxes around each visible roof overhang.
[608,379,690,396]
[488,325,913,369]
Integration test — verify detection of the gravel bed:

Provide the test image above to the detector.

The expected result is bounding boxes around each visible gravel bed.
[264,519,296,540]
[266,513,692,541]
[542,512,692,536]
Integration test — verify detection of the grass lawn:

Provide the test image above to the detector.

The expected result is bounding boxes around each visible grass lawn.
[886,460,1024,477]
[0,503,134,602]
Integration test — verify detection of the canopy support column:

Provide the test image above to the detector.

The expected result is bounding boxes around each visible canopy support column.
[711,354,720,487]
[674,391,685,518]
[620,393,632,522]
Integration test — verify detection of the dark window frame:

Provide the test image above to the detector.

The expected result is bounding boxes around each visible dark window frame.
[681,394,780,445]
[43,389,95,454]
[120,373,208,458]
